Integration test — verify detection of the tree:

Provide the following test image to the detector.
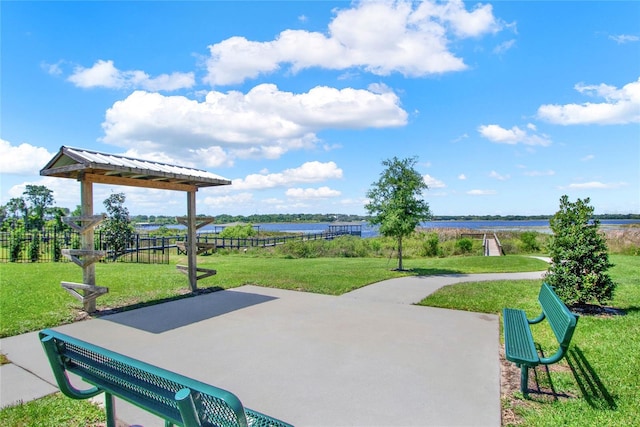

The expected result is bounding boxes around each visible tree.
[5,197,27,228]
[366,156,431,270]
[545,195,616,306]
[102,193,134,260]
[23,185,54,230]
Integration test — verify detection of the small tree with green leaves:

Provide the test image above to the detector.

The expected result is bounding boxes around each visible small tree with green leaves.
[545,195,615,306]
[23,185,54,230]
[366,156,431,270]
[102,193,134,261]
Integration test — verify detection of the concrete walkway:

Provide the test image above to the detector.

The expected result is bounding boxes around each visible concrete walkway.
[0,271,545,426]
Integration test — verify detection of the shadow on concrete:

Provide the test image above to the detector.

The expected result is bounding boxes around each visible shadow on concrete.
[95,286,224,316]
[102,290,278,334]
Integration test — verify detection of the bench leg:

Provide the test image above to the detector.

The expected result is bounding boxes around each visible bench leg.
[105,392,116,427]
[520,365,529,397]
[175,388,203,427]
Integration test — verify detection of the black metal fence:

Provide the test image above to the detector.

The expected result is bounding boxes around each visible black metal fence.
[0,227,175,264]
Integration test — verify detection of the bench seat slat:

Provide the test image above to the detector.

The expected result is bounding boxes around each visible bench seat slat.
[503,308,539,365]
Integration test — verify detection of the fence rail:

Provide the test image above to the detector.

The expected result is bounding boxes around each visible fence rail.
[0,228,173,264]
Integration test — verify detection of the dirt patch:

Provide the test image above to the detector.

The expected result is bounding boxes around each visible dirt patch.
[500,350,576,425]
[571,304,626,317]
[500,349,527,425]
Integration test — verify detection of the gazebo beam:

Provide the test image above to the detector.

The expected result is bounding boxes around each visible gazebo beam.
[85,173,197,192]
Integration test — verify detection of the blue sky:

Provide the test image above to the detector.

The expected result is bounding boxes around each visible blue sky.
[2,0,639,217]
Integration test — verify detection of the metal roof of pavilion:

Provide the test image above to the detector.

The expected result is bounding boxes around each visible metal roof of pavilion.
[40,146,231,191]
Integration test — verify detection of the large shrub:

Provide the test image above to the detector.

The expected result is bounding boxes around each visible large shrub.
[420,232,441,257]
[545,195,616,306]
[10,229,24,262]
[520,231,540,252]
[219,224,257,238]
[455,238,473,254]
[28,231,40,262]
[52,236,62,262]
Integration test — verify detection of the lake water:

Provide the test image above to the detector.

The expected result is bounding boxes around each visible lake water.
[142,219,639,238]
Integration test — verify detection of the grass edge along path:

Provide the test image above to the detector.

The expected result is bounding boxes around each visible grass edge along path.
[418,255,640,427]
[0,255,548,338]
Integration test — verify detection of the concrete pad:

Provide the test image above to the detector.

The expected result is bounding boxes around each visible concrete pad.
[1,332,56,386]
[32,285,502,426]
[0,363,58,408]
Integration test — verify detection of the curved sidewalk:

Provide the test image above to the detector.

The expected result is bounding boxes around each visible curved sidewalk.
[1,271,545,426]
[342,271,546,304]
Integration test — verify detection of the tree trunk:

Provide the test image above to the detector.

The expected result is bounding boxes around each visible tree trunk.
[397,235,403,271]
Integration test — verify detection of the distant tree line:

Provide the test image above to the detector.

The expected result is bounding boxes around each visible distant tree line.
[129,212,639,226]
[431,214,640,221]
[130,213,372,225]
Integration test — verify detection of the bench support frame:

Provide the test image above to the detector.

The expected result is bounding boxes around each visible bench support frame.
[39,328,292,427]
[503,283,578,397]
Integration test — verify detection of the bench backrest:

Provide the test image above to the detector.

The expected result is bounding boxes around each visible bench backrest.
[40,329,256,427]
[538,283,578,349]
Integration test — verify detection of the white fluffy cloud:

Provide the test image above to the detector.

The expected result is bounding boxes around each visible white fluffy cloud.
[0,140,54,174]
[563,181,628,190]
[202,192,254,210]
[478,124,551,146]
[7,176,80,208]
[423,174,446,188]
[523,170,555,177]
[537,77,640,125]
[609,34,639,44]
[205,0,502,85]
[101,85,406,165]
[68,60,195,91]
[467,189,496,195]
[232,161,343,191]
[489,170,510,181]
[285,186,341,199]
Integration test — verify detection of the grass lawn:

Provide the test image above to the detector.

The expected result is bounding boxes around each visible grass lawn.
[0,254,547,338]
[0,393,105,427]
[418,255,640,426]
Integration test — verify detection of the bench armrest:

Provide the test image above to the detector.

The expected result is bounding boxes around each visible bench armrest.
[527,311,545,325]
[40,335,103,400]
[539,346,569,365]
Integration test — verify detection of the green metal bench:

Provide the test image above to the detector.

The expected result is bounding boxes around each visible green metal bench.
[502,283,578,396]
[39,329,293,427]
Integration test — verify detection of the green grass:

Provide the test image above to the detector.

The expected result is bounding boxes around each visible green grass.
[419,255,640,426]
[0,254,547,338]
[0,393,105,426]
